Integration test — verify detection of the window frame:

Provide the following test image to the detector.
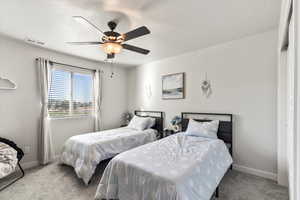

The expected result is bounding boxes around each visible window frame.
[48,65,95,119]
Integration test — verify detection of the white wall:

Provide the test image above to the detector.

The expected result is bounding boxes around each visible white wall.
[128,30,278,178]
[0,35,129,165]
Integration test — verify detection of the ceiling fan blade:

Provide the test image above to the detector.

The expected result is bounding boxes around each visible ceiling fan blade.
[122,44,150,55]
[66,41,103,45]
[123,26,150,42]
[72,16,106,36]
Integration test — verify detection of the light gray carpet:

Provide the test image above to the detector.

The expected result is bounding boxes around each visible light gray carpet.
[0,161,288,200]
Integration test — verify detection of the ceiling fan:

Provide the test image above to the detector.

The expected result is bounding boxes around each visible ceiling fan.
[67,16,151,59]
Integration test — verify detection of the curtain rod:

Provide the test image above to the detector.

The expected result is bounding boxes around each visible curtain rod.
[35,58,97,72]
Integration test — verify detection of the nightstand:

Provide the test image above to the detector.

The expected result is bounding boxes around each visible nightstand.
[160,129,176,139]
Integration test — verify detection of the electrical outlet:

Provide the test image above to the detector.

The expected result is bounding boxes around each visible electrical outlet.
[24,146,31,154]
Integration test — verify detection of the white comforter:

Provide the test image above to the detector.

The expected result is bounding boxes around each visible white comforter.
[60,127,157,185]
[95,132,233,200]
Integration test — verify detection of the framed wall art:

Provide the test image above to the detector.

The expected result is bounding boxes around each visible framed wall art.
[162,72,184,99]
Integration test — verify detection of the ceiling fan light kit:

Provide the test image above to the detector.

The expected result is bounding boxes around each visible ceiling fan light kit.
[68,17,151,60]
[102,42,123,54]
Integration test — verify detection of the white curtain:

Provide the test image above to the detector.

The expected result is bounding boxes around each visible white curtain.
[94,69,103,131]
[286,15,296,197]
[278,0,292,51]
[277,0,293,186]
[37,58,55,165]
[278,0,296,197]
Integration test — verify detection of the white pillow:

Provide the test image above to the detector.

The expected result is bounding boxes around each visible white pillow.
[185,119,219,139]
[146,117,156,129]
[127,115,151,131]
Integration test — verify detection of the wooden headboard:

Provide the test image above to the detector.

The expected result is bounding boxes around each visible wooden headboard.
[181,112,233,155]
[134,110,164,134]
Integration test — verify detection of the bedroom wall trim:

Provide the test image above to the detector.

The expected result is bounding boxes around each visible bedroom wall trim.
[277,50,289,186]
[295,0,300,199]
[233,164,277,181]
[21,160,39,170]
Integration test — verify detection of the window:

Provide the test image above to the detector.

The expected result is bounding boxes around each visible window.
[48,67,94,118]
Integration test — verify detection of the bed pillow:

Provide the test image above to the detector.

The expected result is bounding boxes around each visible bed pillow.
[185,119,219,139]
[146,117,156,129]
[127,115,151,131]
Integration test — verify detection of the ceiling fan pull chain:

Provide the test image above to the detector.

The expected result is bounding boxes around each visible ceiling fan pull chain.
[110,59,115,78]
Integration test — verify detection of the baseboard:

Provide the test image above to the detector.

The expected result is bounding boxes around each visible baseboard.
[233,164,277,181]
[21,160,39,170]
[21,156,61,170]
[54,155,60,161]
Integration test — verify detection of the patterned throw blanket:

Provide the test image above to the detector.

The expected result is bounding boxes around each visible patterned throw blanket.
[0,142,18,179]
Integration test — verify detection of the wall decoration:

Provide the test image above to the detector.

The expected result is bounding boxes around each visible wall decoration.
[162,72,184,99]
[145,83,152,99]
[0,76,17,90]
[201,73,212,97]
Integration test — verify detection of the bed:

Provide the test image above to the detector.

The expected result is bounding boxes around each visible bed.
[60,110,164,185]
[95,112,233,200]
[0,137,25,191]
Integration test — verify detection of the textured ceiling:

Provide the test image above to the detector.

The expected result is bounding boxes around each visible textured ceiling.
[0,0,281,66]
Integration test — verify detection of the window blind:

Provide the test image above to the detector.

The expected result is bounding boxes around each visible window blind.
[48,68,94,118]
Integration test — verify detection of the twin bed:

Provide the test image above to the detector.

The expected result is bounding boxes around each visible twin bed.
[61,111,233,200]
[60,111,164,184]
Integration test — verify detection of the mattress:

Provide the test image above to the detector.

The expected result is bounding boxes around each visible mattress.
[60,127,157,185]
[95,132,233,200]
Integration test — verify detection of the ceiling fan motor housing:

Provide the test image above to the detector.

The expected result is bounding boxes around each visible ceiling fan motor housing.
[108,21,117,31]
